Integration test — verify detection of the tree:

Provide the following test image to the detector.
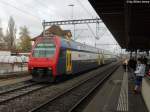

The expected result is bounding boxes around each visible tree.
[0,19,10,50]
[4,16,16,50]
[0,28,4,42]
[18,26,32,52]
[0,19,4,42]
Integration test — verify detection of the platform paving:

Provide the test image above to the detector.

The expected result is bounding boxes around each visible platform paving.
[82,66,148,112]
[83,66,123,112]
[128,71,148,112]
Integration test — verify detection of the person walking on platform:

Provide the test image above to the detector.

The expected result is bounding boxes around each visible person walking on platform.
[128,57,137,80]
[134,58,146,93]
[143,56,148,66]
[128,57,137,71]
[122,58,128,72]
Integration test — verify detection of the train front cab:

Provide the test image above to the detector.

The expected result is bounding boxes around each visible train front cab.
[28,37,60,82]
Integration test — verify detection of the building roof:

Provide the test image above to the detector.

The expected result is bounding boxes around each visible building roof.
[32,25,72,41]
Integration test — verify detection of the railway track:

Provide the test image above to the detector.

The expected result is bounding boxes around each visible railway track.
[0,73,30,81]
[0,79,32,92]
[0,81,37,95]
[0,82,50,105]
[29,63,119,112]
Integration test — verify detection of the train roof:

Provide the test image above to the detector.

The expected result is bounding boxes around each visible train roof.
[35,36,114,54]
[60,37,100,53]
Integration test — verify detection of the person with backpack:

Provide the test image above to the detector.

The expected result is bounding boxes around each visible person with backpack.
[134,58,146,93]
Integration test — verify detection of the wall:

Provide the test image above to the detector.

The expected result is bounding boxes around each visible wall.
[0,51,11,56]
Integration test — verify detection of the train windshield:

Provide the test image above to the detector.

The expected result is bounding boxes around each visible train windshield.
[33,39,56,58]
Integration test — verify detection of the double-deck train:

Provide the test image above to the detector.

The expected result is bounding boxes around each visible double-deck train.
[28,35,117,82]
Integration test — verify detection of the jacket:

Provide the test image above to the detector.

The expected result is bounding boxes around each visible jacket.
[134,64,146,77]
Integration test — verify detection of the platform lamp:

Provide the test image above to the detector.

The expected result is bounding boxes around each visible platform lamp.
[68,4,76,40]
[68,4,74,19]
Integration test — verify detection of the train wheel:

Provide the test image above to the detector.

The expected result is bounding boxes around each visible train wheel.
[54,76,61,83]
[51,76,62,83]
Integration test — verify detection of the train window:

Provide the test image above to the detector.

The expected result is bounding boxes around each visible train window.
[33,43,56,57]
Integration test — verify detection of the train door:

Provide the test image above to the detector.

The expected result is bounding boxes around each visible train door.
[102,51,105,64]
[98,53,101,65]
[66,50,72,74]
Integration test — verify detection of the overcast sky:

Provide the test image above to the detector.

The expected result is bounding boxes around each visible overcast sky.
[0,0,121,52]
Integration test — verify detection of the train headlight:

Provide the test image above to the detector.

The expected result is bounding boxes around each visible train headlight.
[48,67,52,70]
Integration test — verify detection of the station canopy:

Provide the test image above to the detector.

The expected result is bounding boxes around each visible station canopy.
[89,0,150,51]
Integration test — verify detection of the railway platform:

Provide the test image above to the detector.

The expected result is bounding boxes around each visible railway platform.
[0,74,31,87]
[82,66,148,112]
